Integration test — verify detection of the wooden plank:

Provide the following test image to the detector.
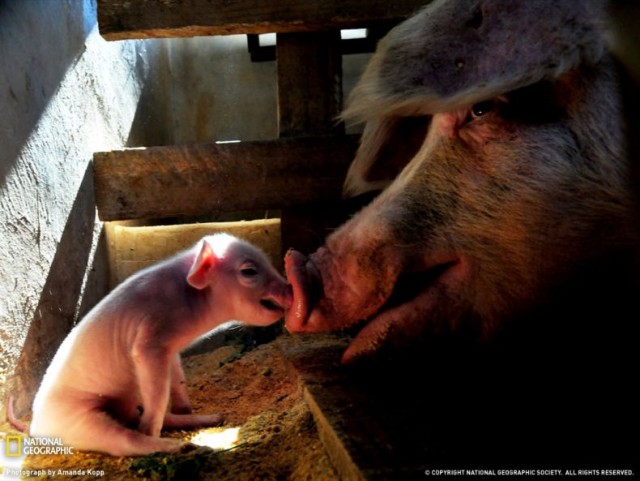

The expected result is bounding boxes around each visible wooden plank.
[278,334,365,481]
[93,135,358,221]
[279,328,638,480]
[277,31,343,137]
[279,334,429,481]
[277,31,345,254]
[97,0,429,40]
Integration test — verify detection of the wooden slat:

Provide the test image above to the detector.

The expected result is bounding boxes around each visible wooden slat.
[279,334,428,481]
[106,219,282,287]
[279,329,638,479]
[97,0,429,40]
[278,334,365,481]
[247,26,393,62]
[93,135,358,221]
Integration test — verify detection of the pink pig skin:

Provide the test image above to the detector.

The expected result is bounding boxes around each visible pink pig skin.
[29,233,291,456]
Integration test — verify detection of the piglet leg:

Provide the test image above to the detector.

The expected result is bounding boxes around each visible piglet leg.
[165,356,224,429]
[133,328,172,437]
[40,399,184,457]
[163,412,224,430]
[169,355,192,414]
[75,410,184,456]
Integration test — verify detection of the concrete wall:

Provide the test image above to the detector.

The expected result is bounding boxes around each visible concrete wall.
[0,0,157,416]
[0,0,369,418]
[163,35,278,144]
[129,35,369,147]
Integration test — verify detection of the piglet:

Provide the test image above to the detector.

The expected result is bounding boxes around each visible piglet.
[29,233,291,456]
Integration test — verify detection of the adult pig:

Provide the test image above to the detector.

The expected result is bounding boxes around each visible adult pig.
[29,233,291,456]
[285,0,637,363]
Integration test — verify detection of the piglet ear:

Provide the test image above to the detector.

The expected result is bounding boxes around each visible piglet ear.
[187,240,217,289]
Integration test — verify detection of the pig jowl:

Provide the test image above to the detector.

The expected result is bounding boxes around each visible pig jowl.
[285,246,468,363]
[284,184,478,364]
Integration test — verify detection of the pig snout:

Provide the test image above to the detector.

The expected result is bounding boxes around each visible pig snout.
[284,223,447,361]
[284,249,319,331]
[284,245,389,332]
[283,244,390,333]
[285,226,467,363]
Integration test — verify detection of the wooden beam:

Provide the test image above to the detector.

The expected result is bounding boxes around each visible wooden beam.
[277,31,345,254]
[97,0,429,41]
[106,219,282,287]
[278,334,395,481]
[277,31,343,138]
[93,136,358,221]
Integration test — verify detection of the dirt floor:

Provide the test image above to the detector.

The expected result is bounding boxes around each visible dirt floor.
[1,336,340,481]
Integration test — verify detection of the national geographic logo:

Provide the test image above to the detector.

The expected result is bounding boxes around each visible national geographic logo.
[1,435,73,456]
[1,434,104,480]
[1,434,24,481]
[1,435,78,480]
[3,436,21,458]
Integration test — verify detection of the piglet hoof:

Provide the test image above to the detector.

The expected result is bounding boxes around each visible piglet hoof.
[179,442,200,454]
[202,413,224,427]
[163,439,187,453]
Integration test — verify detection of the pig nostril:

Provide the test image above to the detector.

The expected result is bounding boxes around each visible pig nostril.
[260,299,283,312]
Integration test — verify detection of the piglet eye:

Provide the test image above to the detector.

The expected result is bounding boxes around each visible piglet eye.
[240,262,259,278]
[471,100,496,118]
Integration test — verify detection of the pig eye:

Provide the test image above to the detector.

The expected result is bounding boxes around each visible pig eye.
[470,100,496,118]
[240,263,259,278]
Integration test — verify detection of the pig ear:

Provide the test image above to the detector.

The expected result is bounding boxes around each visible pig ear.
[343,115,431,197]
[342,0,607,122]
[187,240,217,290]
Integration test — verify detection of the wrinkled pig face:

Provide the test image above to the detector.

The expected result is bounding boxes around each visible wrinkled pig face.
[285,0,635,362]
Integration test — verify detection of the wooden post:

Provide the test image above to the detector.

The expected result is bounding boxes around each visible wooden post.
[277,31,345,254]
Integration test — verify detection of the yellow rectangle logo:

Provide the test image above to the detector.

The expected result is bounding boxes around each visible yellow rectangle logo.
[5,435,22,457]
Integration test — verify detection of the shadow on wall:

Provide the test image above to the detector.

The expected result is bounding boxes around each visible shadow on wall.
[10,166,109,417]
[125,39,174,147]
[0,0,96,188]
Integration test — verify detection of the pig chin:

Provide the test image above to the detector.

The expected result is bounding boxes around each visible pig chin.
[285,247,465,363]
[339,258,468,363]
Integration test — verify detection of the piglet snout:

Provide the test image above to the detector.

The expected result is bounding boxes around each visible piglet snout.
[260,283,293,313]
